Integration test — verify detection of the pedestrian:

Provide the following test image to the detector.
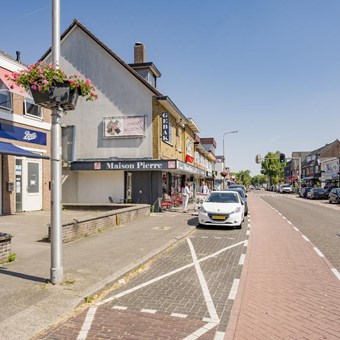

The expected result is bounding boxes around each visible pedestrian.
[199,181,209,194]
[182,181,191,212]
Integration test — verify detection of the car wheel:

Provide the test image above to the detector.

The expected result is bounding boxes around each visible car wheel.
[329,200,332,204]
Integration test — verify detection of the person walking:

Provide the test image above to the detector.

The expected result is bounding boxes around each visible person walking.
[199,181,209,194]
[182,182,191,212]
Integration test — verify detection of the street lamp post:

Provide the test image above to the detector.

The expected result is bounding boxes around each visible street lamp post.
[222,130,238,188]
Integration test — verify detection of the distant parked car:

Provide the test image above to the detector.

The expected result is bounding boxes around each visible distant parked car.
[228,184,247,192]
[299,186,313,198]
[329,188,340,204]
[279,184,293,194]
[307,187,329,200]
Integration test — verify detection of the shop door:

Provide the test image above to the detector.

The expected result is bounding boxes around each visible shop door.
[22,159,42,211]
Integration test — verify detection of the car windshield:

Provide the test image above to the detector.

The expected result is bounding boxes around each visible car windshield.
[207,192,239,203]
[228,188,245,198]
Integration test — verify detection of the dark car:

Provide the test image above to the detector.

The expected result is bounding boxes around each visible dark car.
[299,186,313,198]
[329,188,340,204]
[307,188,329,200]
[227,187,248,216]
[228,184,247,192]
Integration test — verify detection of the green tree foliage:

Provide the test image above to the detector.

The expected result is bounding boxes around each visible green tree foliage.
[260,151,285,185]
[251,174,267,186]
[234,170,251,187]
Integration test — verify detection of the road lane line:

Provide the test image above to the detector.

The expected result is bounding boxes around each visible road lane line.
[187,238,219,322]
[313,247,324,257]
[331,268,340,280]
[302,235,310,242]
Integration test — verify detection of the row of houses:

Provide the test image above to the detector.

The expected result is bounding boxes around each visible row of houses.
[285,139,340,188]
[0,19,225,215]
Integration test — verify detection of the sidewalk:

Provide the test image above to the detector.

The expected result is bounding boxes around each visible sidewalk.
[226,194,340,339]
[0,204,197,339]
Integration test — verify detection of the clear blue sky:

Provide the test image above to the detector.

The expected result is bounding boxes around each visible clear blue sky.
[2,0,340,175]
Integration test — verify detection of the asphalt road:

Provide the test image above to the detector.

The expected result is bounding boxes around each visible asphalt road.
[254,191,340,272]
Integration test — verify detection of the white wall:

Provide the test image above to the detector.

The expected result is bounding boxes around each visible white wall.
[77,171,125,203]
[53,27,155,160]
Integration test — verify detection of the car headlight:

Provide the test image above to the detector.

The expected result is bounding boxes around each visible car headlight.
[199,206,206,213]
[233,206,241,213]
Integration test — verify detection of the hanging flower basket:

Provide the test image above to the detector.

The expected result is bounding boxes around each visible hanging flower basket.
[6,62,97,111]
[30,82,80,110]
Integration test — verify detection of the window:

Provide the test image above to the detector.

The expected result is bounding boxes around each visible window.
[24,98,42,118]
[0,89,12,110]
[27,162,39,193]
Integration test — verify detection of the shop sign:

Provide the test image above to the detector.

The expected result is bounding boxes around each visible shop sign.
[177,161,206,176]
[0,122,46,145]
[103,116,145,138]
[161,112,170,142]
[71,160,176,171]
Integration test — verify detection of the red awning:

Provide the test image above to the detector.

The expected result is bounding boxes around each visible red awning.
[0,67,30,97]
[185,154,194,163]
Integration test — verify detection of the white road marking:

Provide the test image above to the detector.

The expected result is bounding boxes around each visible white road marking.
[228,279,240,300]
[187,238,220,322]
[302,235,310,242]
[141,309,157,314]
[313,247,324,257]
[246,230,250,236]
[331,268,340,281]
[171,313,187,318]
[244,240,248,247]
[112,306,127,310]
[77,306,97,340]
[214,331,225,339]
[102,240,246,303]
[183,322,217,340]
[293,226,299,232]
[239,253,246,265]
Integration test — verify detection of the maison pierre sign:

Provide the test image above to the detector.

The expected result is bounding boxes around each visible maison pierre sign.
[71,160,176,171]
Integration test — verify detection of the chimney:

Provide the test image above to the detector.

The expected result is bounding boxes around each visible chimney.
[134,42,145,63]
[16,51,21,62]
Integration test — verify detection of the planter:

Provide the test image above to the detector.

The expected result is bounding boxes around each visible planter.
[31,82,79,111]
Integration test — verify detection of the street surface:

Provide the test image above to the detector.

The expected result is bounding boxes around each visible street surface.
[34,190,340,339]
[36,214,250,339]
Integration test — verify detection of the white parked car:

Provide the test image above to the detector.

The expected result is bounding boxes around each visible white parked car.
[279,184,293,193]
[198,190,245,229]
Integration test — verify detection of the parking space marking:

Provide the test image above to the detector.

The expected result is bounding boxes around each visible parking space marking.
[171,313,187,318]
[187,238,219,322]
[78,238,246,339]
[77,306,97,340]
[112,306,127,310]
[141,309,157,314]
[214,331,226,339]
[183,322,217,340]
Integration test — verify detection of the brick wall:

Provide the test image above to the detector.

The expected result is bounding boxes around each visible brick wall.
[48,205,150,243]
[0,233,13,264]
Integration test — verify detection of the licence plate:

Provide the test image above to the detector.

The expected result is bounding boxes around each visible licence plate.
[212,215,227,220]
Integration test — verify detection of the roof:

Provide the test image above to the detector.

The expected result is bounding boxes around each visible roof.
[39,19,161,97]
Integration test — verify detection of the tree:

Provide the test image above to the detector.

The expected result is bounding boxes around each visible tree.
[234,170,251,187]
[260,151,285,185]
[251,174,267,187]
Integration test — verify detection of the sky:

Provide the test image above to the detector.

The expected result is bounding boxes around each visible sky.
[2,0,340,175]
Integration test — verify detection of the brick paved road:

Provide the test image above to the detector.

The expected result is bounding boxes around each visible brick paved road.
[36,216,250,339]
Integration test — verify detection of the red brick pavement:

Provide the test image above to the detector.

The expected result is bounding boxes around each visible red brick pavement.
[225,195,340,340]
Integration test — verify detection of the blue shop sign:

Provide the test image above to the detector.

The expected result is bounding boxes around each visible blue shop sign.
[0,122,47,145]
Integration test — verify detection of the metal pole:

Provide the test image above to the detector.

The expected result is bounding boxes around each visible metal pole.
[50,0,63,284]
[222,130,238,188]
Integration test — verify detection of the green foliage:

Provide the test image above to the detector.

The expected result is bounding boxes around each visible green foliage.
[260,151,285,185]
[251,174,267,186]
[234,170,251,187]
[7,252,16,262]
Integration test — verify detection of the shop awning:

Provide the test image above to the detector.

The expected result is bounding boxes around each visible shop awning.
[0,141,49,159]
